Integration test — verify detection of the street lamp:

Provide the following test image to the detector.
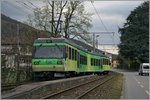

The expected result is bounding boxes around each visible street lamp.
[96,35,100,48]
[91,32,115,52]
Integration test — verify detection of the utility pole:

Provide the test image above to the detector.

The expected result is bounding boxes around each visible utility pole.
[51,1,54,36]
[90,32,115,52]
[16,24,20,84]
[93,33,95,52]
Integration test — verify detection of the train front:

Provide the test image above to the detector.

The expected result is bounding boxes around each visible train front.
[32,38,67,78]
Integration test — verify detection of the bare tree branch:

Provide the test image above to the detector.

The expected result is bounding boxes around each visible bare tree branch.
[48,1,52,7]
[55,1,67,34]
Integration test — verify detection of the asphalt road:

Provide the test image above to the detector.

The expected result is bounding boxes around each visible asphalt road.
[112,68,149,99]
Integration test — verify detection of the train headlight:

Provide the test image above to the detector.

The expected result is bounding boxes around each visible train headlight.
[57,61,63,65]
[34,61,40,65]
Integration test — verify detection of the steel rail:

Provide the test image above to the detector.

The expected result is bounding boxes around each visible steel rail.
[76,76,114,99]
[42,75,107,99]
[2,85,17,91]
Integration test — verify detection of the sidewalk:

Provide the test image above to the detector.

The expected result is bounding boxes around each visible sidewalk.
[111,67,137,73]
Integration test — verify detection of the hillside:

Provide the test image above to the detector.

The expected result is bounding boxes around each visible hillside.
[1,14,50,45]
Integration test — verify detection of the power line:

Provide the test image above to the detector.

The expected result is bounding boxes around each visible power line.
[16,1,33,10]
[90,1,108,32]
[27,1,39,8]
[90,1,117,51]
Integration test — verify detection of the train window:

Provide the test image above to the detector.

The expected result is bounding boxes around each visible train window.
[103,59,105,65]
[97,59,99,66]
[66,46,68,53]
[83,56,85,64]
[74,49,75,60]
[65,46,68,58]
[107,59,108,65]
[93,59,95,66]
[82,55,83,64]
[98,59,100,66]
[67,46,69,58]
[93,58,94,66]
[96,59,97,66]
[95,59,97,66]
[92,58,94,66]
[108,59,110,65]
[69,47,71,59]
[108,60,110,65]
[100,59,101,66]
[80,55,82,64]
[80,55,81,64]
[91,58,93,66]
[104,59,106,65]
[85,56,87,65]
[92,59,94,66]
[75,50,77,60]
[72,49,74,60]
[99,59,101,66]
[80,55,87,65]
[100,59,102,66]
[91,58,95,66]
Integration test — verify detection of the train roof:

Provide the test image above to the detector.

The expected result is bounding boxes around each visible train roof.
[34,38,107,57]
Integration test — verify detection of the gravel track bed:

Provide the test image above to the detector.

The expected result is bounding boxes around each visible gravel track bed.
[45,76,108,99]
[80,73,123,99]
[38,75,104,99]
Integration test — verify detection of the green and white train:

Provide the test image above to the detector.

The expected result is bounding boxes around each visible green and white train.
[32,38,110,78]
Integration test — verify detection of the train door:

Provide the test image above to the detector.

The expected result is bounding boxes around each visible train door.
[77,51,80,68]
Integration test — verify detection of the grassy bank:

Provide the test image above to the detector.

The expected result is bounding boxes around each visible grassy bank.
[95,72,124,99]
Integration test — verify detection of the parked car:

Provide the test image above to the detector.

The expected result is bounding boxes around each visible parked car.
[139,63,149,75]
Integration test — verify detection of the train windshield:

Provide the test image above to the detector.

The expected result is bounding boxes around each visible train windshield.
[33,46,65,58]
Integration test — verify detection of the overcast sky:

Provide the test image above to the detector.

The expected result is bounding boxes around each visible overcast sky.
[1,0,144,45]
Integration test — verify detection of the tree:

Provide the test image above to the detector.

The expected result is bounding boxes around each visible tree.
[118,1,149,70]
[26,1,93,43]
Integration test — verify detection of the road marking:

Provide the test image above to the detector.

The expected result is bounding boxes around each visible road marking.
[145,90,150,96]
[140,84,144,88]
[137,81,140,84]
[133,77,138,82]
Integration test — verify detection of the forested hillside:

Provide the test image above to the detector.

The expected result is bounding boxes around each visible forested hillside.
[1,14,50,45]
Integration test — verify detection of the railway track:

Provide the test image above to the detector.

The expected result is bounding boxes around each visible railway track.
[42,74,114,99]
[2,85,17,91]
[76,76,114,99]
